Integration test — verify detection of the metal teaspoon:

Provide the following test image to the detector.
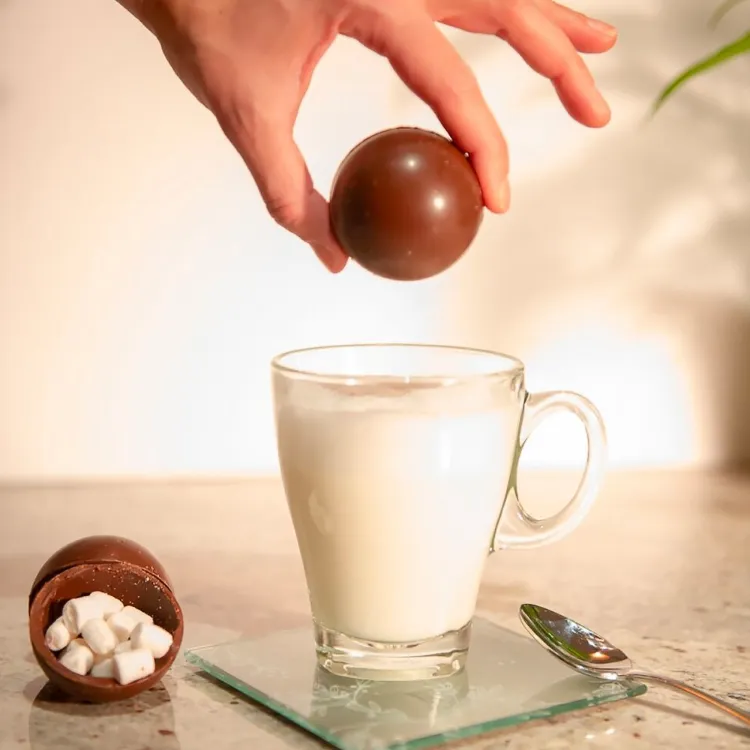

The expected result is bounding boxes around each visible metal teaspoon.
[519,603,750,727]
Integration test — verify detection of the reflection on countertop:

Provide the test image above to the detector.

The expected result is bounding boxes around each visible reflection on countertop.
[1,470,749,749]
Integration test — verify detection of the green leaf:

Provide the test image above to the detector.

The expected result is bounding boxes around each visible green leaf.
[708,0,749,29]
[652,31,750,114]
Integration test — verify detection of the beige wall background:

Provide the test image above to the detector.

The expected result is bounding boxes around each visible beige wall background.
[0,0,748,480]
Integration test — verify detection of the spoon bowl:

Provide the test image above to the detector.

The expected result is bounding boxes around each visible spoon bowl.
[519,603,750,727]
[519,603,632,680]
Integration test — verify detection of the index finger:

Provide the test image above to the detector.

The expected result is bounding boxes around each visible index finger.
[371,14,510,213]
[213,92,348,273]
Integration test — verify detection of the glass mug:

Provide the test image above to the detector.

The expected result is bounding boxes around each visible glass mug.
[271,344,606,681]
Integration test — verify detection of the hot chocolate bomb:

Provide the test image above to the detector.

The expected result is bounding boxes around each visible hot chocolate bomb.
[28,535,184,703]
[330,127,485,281]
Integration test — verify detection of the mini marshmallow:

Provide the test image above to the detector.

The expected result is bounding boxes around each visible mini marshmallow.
[113,648,155,686]
[81,618,118,656]
[107,611,138,642]
[62,596,104,635]
[114,641,132,654]
[90,656,116,679]
[44,617,73,652]
[121,605,153,626]
[89,591,124,617]
[130,622,173,659]
[63,638,88,654]
[59,641,94,676]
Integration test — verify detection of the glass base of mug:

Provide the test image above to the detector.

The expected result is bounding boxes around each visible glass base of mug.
[314,621,471,682]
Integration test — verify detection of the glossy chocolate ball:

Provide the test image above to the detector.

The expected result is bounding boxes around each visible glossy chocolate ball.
[330,127,484,281]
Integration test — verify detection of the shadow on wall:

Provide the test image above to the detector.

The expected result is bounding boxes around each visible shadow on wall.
[440,1,750,469]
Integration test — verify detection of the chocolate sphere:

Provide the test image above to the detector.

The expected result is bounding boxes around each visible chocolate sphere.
[330,128,484,281]
[28,536,184,704]
[30,536,172,605]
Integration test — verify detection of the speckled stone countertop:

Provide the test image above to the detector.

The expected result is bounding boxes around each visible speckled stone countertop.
[1,471,748,749]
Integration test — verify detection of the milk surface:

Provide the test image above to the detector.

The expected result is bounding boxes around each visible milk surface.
[276,384,520,644]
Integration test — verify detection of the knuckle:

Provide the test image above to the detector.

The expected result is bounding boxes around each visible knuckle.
[499,0,531,26]
[345,0,425,46]
[219,90,262,133]
[442,68,482,108]
[483,129,509,160]
[436,81,467,113]
[265,196,306,232]
[353,0,403,21]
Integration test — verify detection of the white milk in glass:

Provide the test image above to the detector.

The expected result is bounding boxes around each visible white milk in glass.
[276,383,519,644]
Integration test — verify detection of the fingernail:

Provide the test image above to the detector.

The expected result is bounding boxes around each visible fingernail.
[498,180,511,212]
[587,18,617,36]
[312,242,347,273]
[593,90,612,122]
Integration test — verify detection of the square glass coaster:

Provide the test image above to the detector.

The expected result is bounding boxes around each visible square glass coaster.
[185,618,646,750]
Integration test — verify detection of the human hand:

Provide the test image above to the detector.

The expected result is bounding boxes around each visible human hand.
[118,0,617,272]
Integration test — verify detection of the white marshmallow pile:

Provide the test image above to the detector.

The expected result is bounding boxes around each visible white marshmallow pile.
[45,591,173,686]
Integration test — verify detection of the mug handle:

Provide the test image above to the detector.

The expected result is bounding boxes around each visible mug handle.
[491,390,607,551]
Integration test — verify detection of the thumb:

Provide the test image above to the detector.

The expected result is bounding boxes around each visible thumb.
[216,103,348,273]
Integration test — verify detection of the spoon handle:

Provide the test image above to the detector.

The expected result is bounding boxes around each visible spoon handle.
[629,671,750,726]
